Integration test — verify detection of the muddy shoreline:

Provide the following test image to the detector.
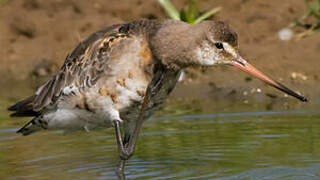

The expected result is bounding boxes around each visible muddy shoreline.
[0,0,319,109]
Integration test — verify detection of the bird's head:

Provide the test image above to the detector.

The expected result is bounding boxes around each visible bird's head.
[192,21,239,66]
[151,20,307,102]
[194,21,307,102]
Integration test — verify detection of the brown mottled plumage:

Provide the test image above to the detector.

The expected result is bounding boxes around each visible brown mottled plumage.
[8,19,307,165]
[9,20,169,135]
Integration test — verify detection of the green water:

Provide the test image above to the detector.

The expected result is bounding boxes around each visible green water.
[0,102,320,179]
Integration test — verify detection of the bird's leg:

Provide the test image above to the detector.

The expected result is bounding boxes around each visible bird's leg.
[114,66,165,167]
[113,119,127,179]
[122,67,166,158]
[125,91,150,156]
[115,158,126,180]
[113,120,131,160]
[113,91,150,160]
[113,93,149,179]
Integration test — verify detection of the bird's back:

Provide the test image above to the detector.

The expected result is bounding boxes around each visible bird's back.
[9,20,182,135]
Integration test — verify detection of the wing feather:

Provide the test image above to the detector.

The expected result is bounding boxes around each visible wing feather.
[31,24,126,111]
[8,20,161,116]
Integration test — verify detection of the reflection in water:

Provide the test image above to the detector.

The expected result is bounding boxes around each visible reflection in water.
[116,160,126,180]
[0,110,320,179]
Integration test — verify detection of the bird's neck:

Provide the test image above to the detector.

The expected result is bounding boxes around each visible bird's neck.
[150,21,199,70]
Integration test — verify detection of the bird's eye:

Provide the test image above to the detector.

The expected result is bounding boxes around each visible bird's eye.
[215,43,224,49]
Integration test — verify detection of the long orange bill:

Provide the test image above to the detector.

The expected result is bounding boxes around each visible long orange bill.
[231,56,308,102]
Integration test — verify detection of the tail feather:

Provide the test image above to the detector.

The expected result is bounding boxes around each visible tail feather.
[10,95,46,136]
[17,118,47,136]
[8,95,39,117]
[10,110,39,117]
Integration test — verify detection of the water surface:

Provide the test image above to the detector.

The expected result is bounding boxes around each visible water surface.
[0,108,320,179]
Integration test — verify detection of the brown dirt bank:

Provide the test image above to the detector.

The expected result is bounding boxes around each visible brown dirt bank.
[0,0,319,110]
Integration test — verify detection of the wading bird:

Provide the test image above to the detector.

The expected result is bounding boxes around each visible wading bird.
[8,20,307,166]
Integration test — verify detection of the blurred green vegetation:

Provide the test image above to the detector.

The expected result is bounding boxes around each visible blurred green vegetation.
[291,0,320,39]
[0,0,11,7]
[157,0,221,25]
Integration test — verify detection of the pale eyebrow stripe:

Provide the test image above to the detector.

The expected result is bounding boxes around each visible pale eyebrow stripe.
[222,42,237,57]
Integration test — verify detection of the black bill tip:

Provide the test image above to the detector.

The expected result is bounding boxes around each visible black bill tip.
[273,81,308,102]
[299,96,308,102]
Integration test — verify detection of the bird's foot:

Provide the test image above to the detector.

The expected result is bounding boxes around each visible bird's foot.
[119,145,134,160]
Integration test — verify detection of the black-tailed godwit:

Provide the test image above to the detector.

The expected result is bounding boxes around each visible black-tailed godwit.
[8,20,307,163]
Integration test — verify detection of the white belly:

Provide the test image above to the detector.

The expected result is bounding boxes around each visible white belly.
[43,79,146,132]
[42,69,180,133]
[43,108,112,131]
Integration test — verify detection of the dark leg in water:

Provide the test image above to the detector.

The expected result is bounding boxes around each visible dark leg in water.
[113,86,150,159]
[113,71,164,178]
[115,159,126,180]
[113,91,150,179]
[114,120,127,179]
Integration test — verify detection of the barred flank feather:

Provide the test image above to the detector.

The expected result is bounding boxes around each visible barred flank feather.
[16,117,46,136]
